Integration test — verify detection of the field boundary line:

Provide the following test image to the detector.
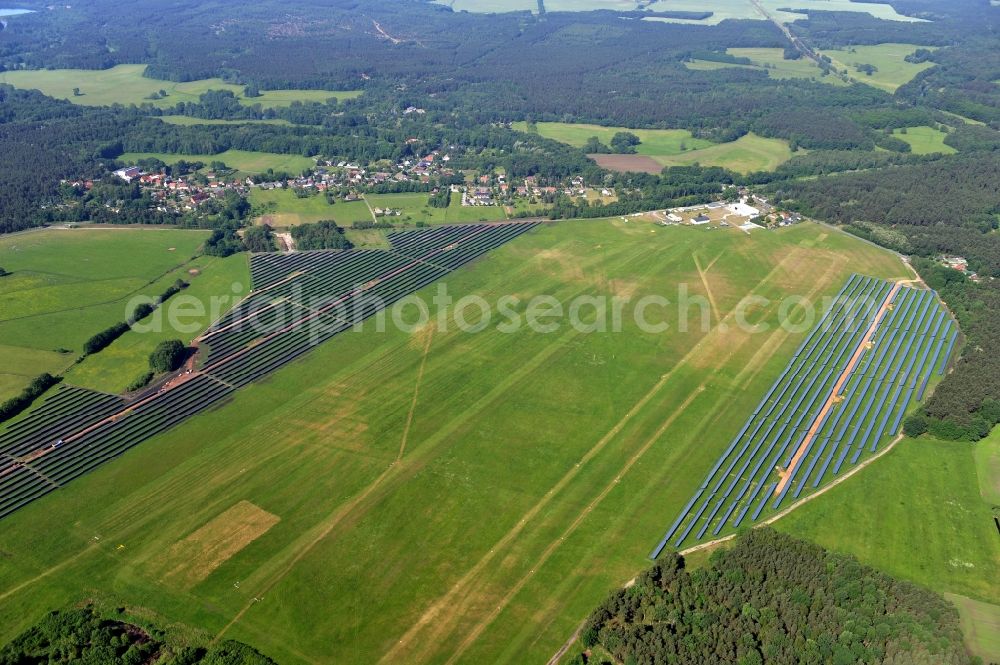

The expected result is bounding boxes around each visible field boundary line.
[546,431,907,665]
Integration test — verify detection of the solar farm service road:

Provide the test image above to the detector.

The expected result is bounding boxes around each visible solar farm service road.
[774,281,902,495]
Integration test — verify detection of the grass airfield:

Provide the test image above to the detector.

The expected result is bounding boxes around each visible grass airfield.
[0,218,907,664]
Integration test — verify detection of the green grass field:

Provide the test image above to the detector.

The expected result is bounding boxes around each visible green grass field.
[946,592,1000,662]
[687,48,848,86]
[821,44,937,92]
[0,219,908,664]
[513,121,713,155]
[0,64,361,109]
[520,122,793,173]
[119,151,315,176]
[779,436,1000,608]
[158,116,293,127]
[893,125,957,155]
[251,189,376,227]
[975,427,1000,507]
[0,228,209,397]
[653,132,794,173]
[64,254,250,394]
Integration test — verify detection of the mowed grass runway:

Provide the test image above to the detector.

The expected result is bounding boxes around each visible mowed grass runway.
[0,220,906,663]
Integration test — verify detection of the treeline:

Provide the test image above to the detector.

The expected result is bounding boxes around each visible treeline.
[0,373,62,425]
[578,529,973,665]
[0,605,277,665]
[83,279,189,355]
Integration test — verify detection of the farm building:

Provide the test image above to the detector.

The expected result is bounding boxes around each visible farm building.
[691,214,711,225]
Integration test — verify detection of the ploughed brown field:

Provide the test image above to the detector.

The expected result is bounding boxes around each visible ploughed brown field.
[588,153,664,174]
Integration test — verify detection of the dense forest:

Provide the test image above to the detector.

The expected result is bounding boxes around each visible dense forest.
[578,529,974,665]
[0,605,276,664]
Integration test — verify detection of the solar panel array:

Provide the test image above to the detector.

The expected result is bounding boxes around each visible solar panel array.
[0,222,538,519]
[650,274,957,557]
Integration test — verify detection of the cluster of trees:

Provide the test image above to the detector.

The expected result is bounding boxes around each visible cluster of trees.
[427,188,450,208]
[0,605,276,664]
[290,221,353,250]
[0,373,61,425]
[579,529,973,665]
[149,339,187,374]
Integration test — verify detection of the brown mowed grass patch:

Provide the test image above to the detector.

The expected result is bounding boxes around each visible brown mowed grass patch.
[588,154,663,174]
[150,500,279,589]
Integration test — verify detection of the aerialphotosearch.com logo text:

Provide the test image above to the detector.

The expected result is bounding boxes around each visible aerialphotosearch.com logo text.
[127,281,878,343]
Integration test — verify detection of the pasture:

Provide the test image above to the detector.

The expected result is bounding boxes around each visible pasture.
[653,133,794,173]
[686,48,848,86]
[0,64,360,109]
[520,122,791,173]
[975,426,1000,506]
[779,436,1000,648]
[119,151,315,176]
[0,219,908,664]
[821,44,937,92]
[251,189,375,227]
[513,121,713,155]
[894,125,957,154]
[0,228,209,396]
[946,593,1000,662]
[64,254,250,395]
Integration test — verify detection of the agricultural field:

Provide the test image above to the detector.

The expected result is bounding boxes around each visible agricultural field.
[654,276,958,553]
[0,228,209,397]
[252,190,375,228]
[686,47,848,86]
[893,125,957,155]
[119,151,315,176]
[520,122,792,173]
[251,188,347,227]
[652,132,795,173]
[947,593,1000,662]
[0,219,909,664]
[157,116,293,127]
[0,64,361,109]
[64,254,250,395]
[778,436,1000,660]
[366,192,447,225]
[975,426,1000,507]
[821,43,937,92]
[513,121,713,155]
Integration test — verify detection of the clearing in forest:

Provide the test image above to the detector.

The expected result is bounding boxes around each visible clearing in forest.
[0,64,360,108]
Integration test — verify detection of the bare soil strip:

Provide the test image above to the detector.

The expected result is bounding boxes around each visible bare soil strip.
[774,282,901,495]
